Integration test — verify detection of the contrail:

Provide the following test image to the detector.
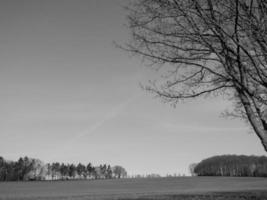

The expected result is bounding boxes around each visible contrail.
[49,93,141,160]
[73,93,140,140]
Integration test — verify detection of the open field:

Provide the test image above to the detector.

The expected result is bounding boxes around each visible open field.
[0,177,267,200]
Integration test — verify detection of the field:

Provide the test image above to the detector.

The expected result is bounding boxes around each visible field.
[0,177,267,200]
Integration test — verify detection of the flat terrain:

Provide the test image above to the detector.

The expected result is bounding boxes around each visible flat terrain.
[0,177,267,200]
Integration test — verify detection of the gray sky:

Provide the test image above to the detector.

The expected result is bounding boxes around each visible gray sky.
[0,0,266,176]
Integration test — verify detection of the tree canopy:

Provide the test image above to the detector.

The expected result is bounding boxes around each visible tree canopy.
[125,0,267,151]
[0,156,127,181]
[194,155,267,176]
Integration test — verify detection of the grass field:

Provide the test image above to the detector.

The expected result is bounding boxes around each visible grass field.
[0,177,267,200]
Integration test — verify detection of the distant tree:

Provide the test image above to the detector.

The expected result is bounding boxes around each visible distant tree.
[13,157,34,181]
[194,155,267,177]
[5,161,15,181]
[106,165,113,179]
[59,163,69,179]
[23,158,47,180]
[93,166,101,179]
[124,0,267,151]
[86,163,94,178]
[189,163,198,176]
[0,156,128,182]
[51,162,61,180]
[112,165,127,179]
[68,164,76,179]
[0,157,5,181]
[46,163,52,179]
[21,157,33,180]
[100,164,107,179]
[76,163,86,179]
[14,157,24,181]
[28,159,47,180]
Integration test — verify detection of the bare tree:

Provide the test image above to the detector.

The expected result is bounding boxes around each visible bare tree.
[124,0,267,151]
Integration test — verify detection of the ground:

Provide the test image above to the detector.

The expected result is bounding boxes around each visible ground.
[0,177,267,200]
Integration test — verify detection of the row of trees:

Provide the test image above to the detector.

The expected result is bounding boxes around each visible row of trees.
[192,155,267,177]
[0,156,127,181]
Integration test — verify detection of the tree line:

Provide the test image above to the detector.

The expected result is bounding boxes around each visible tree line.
[192,155,267,177]
[0,156,127,181]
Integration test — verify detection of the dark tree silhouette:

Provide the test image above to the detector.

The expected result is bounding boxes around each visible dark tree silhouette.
[60,163,69,179]
[77,163,86,178]
[51,162,60,180]
[0,156,128,181]
[106,165,113,179]
[125,0,267,151]
[68,164,77,179]
[112,165,127,179]
[194,155,267,177]
[86,162,94,178]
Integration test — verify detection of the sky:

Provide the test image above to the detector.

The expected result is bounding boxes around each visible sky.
[0,0,266,176]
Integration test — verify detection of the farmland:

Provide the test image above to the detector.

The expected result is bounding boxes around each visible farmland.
[0,177,267,200]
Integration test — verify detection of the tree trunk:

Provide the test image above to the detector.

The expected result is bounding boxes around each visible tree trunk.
[239,92,267,151]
